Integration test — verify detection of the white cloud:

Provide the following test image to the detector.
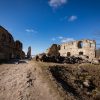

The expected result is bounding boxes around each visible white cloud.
[61,38,75,43]
[68,15,77,22]
[25,29,38,33]
[60,15,77,22]
[48,0,67,9]
[52,38,56,41]
[58,36,63,39]
[52,36,75,43]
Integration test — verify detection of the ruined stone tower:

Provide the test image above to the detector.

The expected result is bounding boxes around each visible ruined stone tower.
[46,44,60,56]
[27,46,31,58]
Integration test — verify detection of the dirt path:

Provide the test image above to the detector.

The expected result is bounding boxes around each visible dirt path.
[0,60,61,100]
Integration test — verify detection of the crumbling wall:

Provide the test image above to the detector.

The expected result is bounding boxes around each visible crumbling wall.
[59,39,96,59]
[0,26,25,61]
[46,44,60,56]
[27,46,31,59]
[14,40,25,59]
[0,26,14,60]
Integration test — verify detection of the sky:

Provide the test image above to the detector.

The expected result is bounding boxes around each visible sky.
[0,0,100,55]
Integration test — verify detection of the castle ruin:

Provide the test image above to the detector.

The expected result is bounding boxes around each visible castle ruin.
[46,39,96,59]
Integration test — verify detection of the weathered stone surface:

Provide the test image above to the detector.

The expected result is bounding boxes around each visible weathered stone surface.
[27,46,31,59]
[46,39,96,60]
[46,44,60,57]
[59,39,96,59]
[0,26,25,61]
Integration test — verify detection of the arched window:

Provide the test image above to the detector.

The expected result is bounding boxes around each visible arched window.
[78,41,83,48]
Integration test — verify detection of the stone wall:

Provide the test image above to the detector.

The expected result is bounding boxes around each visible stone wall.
[46,44,60,56]
[59,39,96,59]
[0,26,25,61]
[14,40,25,59]
[46,39,96,59]
[27,46,31,58]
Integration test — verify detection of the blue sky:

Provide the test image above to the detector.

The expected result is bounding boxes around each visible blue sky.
[0,0,100,55]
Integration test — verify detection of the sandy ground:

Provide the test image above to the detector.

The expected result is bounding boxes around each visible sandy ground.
[0,60,62,100]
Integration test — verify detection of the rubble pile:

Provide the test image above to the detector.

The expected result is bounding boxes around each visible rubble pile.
[35,54,100,64]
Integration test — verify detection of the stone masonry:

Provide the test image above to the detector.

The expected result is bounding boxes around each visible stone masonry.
[46,44,60,57]
[46,39,96,59]
[27,46,31,58]
[59,39,96,59]
[0,26,25,61]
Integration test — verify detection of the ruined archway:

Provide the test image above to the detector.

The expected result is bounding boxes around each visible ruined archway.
[77,41,83,48]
